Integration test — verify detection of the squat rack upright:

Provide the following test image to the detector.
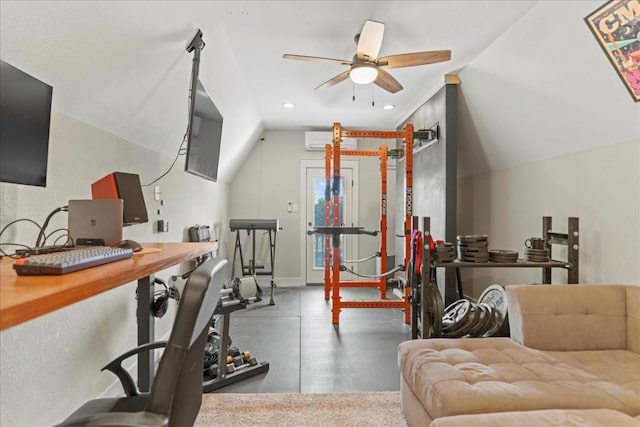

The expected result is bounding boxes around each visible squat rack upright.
[312,122,415,324]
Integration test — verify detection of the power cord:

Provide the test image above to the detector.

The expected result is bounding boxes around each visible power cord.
[0,218,73,258]
[141,80,194,188]
[35,206,68,247]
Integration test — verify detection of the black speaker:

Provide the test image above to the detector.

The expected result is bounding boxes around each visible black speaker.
[91,172,148,226]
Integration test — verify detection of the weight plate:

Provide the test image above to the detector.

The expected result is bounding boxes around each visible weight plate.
[442,299,477,338]
[483,306,504,337]
[489,250,518,263]
[478,284,509,336]
[478,285,507,315]
[457,234,488,243]
[467,303,488,337]
[464,304,485,337]
[431,283,444,337]
[479,303,496,335]
[442,299,470,327]
[422,283,444,338]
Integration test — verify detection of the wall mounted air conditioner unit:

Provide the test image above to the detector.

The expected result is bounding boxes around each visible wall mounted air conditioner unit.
[304,131,357,151]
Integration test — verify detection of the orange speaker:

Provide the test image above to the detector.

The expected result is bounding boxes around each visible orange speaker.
[92,172,148,226]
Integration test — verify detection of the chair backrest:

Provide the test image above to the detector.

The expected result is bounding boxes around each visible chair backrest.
[146,256,227,426]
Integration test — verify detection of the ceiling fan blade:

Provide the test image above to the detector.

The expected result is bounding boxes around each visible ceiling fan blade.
[373,68,403,94]
[356,20,384,61]
[314,70,351,90]
[283,54,352,66]
[377,50,451,69]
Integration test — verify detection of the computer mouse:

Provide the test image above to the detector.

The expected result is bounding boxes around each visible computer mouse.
[114,239,143,253]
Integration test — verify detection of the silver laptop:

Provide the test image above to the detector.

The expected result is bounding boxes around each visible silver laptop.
[67,199,123,247]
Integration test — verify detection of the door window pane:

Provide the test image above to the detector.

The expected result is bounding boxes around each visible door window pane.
[312,176,345,269]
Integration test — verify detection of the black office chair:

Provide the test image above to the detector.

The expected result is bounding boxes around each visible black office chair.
[56,256,228,427]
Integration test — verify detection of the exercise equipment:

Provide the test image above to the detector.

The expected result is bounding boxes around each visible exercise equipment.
[185,224,270,390]
[202,290,270,392]
[312,122,416,324]
[230,219,280,305]
[410,216,580,339]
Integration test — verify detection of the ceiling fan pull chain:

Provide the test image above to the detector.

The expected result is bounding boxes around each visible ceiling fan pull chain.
[371,84,375,107]
[352,83,356,102]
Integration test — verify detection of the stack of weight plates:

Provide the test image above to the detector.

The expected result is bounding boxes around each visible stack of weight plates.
[488,249,518,263]
[434,242,456,262]
[525,248,550,262]
[457,234,489,262]
[439,284,510,338]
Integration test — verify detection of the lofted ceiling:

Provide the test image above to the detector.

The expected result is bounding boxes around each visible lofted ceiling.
[0,1,540,182]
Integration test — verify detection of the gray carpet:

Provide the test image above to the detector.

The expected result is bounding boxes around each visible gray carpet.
[194,391,407,427]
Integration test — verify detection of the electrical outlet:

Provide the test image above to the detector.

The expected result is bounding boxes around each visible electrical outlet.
[157,220,169,232]
[287,201,293,213]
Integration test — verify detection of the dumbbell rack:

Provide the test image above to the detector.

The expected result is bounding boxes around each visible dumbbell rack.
[202,300,270,392]
[412,216,580,339]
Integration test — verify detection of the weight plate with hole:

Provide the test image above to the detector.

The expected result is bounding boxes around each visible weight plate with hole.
[442,300,470,327]
[442,300,476,337]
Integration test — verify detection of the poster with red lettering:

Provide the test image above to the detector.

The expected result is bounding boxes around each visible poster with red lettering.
[585,0,640,102]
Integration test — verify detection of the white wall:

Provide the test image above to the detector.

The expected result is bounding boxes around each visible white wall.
[0,112,229,426]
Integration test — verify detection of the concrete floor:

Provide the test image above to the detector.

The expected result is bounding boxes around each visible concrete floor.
[209,285,412,394]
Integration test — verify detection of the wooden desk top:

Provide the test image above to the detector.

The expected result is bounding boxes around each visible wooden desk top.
[0,242,217,331]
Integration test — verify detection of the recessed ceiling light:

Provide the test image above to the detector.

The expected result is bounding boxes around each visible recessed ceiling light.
[383,104,395,110]
[283,102,295,108]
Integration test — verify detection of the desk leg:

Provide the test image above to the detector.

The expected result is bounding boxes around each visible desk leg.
[137,275,155,392]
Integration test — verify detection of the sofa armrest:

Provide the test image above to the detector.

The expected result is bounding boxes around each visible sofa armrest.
[626,286,640,353]
[506,284,628,351]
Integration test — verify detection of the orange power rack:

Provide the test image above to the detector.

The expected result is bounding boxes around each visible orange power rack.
[320,122,414,324]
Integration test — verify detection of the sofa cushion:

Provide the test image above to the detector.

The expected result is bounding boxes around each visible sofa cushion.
[506,285,628,351]
[430,408,640,427]
[398,338,639,419]
[545,349,640,410]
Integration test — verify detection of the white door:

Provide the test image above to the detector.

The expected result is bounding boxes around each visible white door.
[303,160,358,284]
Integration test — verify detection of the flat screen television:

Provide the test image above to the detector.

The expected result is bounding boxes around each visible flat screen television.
[184,80,223,182]
[0,60,53,187]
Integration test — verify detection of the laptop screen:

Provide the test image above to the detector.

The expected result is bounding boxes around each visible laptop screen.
[67,199,123,246]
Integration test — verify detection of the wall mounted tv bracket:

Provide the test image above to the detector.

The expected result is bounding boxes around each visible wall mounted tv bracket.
[186,29,205,145]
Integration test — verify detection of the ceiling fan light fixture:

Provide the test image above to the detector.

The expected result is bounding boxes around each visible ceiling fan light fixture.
[350,64,378,84]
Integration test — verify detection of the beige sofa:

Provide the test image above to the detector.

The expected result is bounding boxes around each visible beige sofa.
[398,284,640,426]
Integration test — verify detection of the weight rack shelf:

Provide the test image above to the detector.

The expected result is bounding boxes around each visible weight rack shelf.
[202,301,269,392]
[410,216,580,339]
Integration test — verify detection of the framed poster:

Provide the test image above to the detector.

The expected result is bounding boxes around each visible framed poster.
[585,0,640,102]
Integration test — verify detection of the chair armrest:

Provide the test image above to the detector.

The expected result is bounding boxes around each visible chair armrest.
[57,411,168,426]
[102,341,168,396]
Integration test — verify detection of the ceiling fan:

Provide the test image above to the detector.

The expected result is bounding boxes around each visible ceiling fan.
[283,20,451,94]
